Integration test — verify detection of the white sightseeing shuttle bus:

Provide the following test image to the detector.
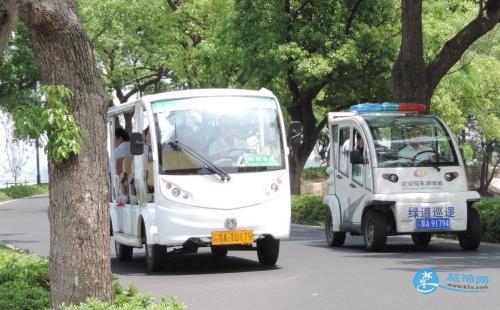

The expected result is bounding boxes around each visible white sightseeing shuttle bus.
[108,88,301,271]
[323,103,481,251]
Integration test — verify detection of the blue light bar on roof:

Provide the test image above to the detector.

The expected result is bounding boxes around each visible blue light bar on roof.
[350,102,426,113]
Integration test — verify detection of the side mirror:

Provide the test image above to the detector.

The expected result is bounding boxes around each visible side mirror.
[288,121,303,148]
[130,132,145,155]
[350,150,364,165]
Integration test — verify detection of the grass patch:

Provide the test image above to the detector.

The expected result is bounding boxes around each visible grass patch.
[0,184,48,202]
[0,242,184,309]
[291,195,328,226]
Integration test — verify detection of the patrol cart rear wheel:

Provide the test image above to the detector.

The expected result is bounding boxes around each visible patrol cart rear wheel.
[411,233,432,246]
[115,241,133,261]
[257,236,280,266]
[363,210,387,251]
[458,208,481,251]
[145,243,166,272]
[325,214,346,247]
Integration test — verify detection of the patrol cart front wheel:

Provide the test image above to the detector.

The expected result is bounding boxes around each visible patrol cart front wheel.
[411,233,432,246]
[325,214,346,247]
[145,243,166,272]
[363,210,387,251]
[458,208,481,251]
[257,236,280,266]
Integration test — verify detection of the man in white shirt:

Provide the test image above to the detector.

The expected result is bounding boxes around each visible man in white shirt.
[114,127,131,159]
[209,121,247,162]
[398,129,433,161]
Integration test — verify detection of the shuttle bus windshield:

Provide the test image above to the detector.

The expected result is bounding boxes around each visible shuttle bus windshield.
[152,96,285,174]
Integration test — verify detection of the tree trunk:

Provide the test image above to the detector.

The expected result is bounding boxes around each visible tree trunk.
[479,146,490,195]
[287,93,323,194]
[390,0,500,106]
[19,1,111,308]
[289,148,309,195]
[390,0,427,104]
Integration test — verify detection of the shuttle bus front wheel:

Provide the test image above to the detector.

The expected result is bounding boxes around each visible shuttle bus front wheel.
[257,236,280,266]
[115,241,133,262]
[145,243,166,272]
[210,246,229,257]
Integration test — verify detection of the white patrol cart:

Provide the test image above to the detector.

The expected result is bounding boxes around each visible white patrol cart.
[323,103,481,251]
[108,88,301,271]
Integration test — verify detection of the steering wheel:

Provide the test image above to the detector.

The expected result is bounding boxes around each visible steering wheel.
[411,150,439,162]
[211,148,252,166]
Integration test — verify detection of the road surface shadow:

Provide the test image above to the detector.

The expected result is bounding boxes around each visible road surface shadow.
[111,251,279,276]
[305,234,500,271]
[287,225,325,242]
[289,225,500,270]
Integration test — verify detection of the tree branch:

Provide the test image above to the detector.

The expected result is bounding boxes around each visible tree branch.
[291,0,313,20]
[166,0,182,12]
[425,0,500,98]
[345,0,364,34]
[121,67,167,102]
[446,53,476,76]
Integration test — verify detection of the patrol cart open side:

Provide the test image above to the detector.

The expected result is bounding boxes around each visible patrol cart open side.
[323,103,481,251]
[108,88,300,271]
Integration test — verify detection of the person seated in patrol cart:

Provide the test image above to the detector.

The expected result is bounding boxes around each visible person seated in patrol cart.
[398,128,434,161]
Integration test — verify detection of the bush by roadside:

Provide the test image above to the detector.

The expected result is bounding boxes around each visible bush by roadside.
[301,167,327,184]
[291,195,328,226]
[0,242,184,309]
[0,243,50,310]
[475,198,500,243]
[0,184,49,202]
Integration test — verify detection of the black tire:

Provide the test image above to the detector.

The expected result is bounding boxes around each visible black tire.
[210,246,228,257]
[115,240,133,262]
[257,236,280,266]
[411,233,432,246]
[325,213,346,247]
[458,207,481,250]
[363,210,387,251]
[145,243,166,272]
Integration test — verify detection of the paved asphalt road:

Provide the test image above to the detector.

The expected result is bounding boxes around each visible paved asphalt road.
[1,195,499,310]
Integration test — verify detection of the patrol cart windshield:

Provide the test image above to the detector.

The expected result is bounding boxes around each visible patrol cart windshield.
[152,96,285,174]
[363,115,458,168]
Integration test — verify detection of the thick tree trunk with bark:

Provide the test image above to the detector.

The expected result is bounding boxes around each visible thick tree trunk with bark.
[390,0,500,106]
[17,1,111,307]
[390,0,426,104]
[287,84,326,194]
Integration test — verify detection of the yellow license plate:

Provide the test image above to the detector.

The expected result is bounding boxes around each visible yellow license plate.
[211,230,253,245]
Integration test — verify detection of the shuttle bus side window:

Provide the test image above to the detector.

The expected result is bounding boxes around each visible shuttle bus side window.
[331,125,338,170]
[338,127,350,176]
[352,129,364,186]
[143,110,154,200]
